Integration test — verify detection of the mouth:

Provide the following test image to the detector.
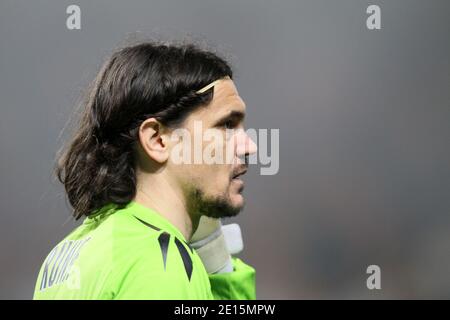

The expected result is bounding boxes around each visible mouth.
[231,168,247,181]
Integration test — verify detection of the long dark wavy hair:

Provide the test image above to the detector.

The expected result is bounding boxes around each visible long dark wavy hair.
[56,41,233,219]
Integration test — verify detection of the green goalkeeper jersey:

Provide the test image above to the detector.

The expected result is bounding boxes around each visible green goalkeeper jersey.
[33,201,256,300]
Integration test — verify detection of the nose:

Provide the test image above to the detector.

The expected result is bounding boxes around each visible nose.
[235,129,257,159]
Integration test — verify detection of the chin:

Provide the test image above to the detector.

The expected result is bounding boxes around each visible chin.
[189,186,243,219]
[229,193,245,210]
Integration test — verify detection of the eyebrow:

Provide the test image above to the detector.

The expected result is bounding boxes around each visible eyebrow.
[213,110,245,127]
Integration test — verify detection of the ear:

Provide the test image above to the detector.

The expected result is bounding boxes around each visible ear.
[138,118,170,163]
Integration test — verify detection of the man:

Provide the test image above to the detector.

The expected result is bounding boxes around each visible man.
[33,41,257,299]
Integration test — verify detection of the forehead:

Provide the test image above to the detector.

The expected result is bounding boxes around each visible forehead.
[210,79,246,111]
[189,79,246,121]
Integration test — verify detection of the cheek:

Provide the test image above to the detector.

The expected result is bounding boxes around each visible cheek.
[208,163,231,183]
[201,135,234,188]
[196,164,232,196]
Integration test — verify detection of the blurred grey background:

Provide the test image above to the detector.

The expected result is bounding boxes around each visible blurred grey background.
[1,0,449,299]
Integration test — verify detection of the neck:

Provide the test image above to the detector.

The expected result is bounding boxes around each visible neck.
[133,171,198,241]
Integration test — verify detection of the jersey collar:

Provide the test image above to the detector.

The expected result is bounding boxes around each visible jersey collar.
[124,200,187,242]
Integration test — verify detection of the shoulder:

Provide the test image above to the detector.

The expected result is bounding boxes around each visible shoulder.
[108,219,210,299]
[110,212,197,279]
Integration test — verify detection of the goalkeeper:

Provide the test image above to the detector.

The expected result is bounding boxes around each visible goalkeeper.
[33,41,257,300]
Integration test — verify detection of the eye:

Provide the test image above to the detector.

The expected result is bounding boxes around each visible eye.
[224,119,235,129]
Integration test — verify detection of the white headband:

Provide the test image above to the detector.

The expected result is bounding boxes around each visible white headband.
[195,76,231,94]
